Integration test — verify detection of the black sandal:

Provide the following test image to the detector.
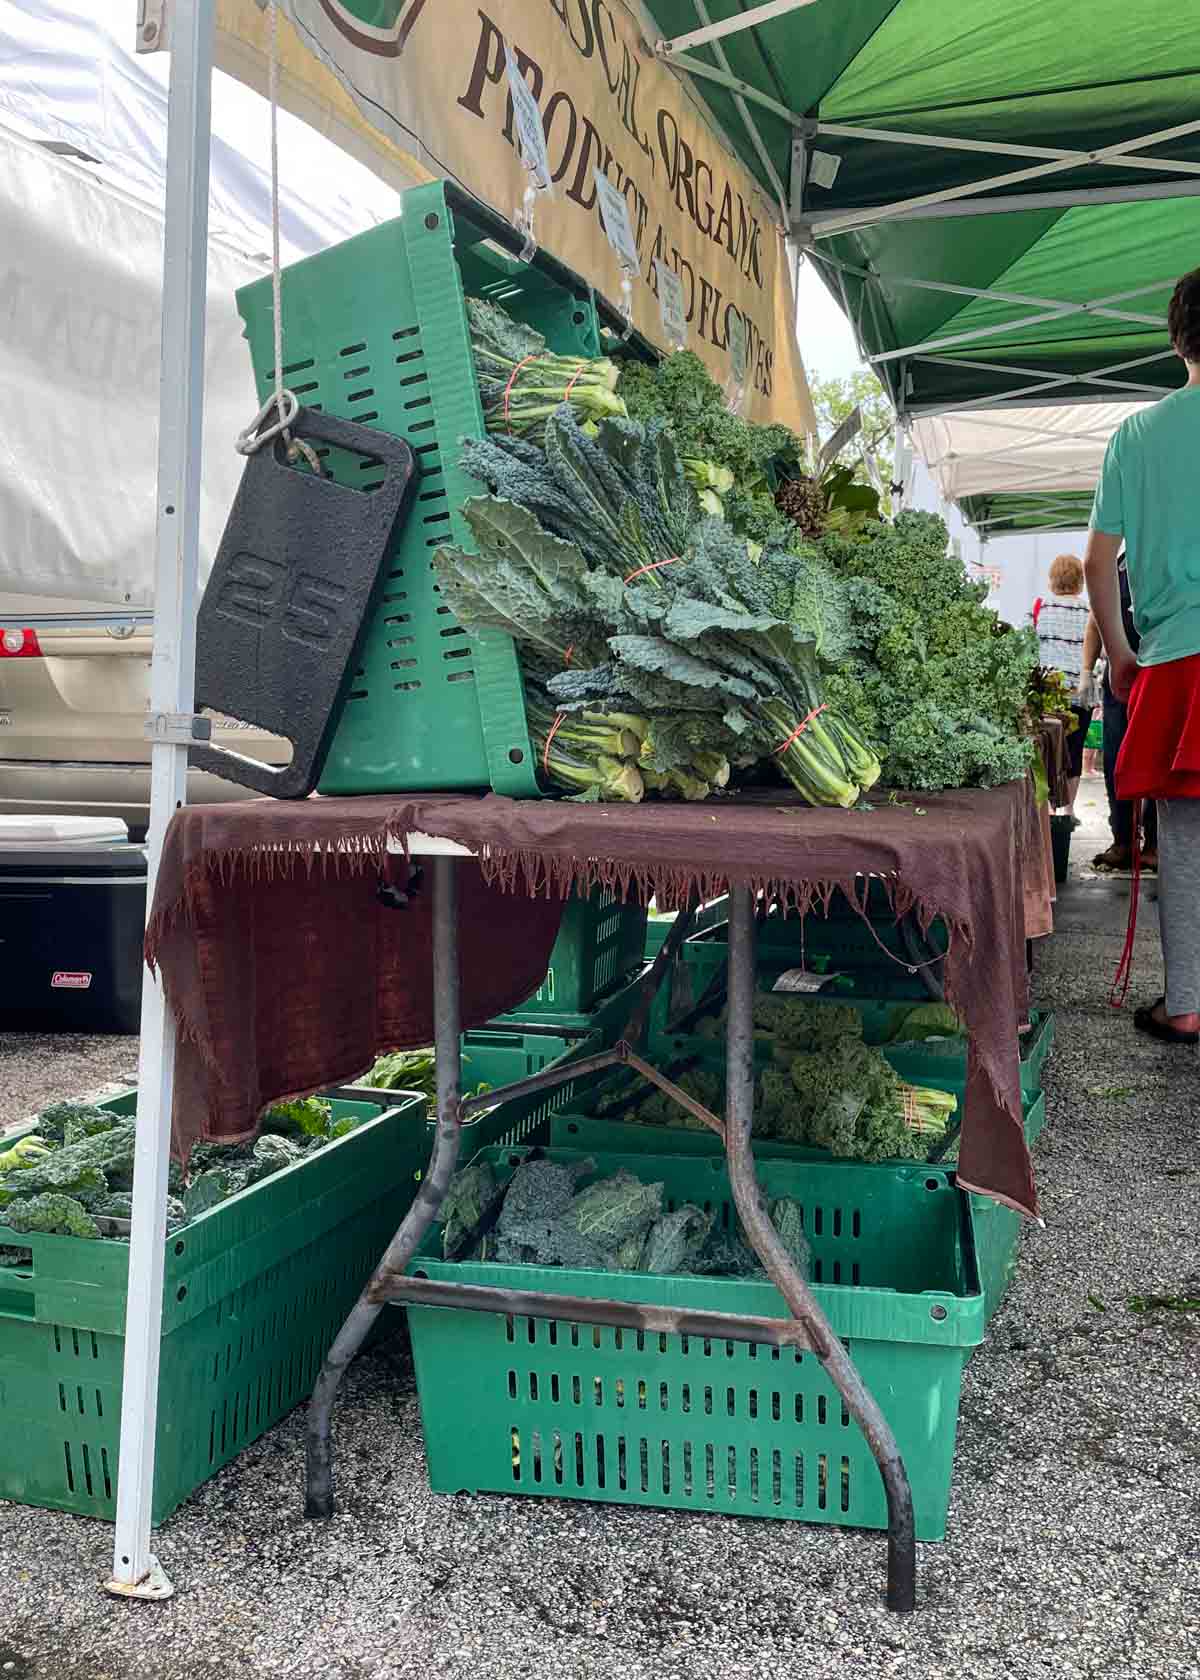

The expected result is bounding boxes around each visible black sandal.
[1133,997,1200,1045]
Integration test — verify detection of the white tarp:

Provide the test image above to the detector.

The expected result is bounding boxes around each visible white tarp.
[911,401,1151,502]
[0,0,417,608]
[1,126,263,607]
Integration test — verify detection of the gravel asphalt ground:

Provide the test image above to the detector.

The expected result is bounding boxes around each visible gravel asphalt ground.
[1,784,1197,1679]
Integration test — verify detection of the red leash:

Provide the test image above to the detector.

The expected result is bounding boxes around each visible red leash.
[1110,797,1143,1008]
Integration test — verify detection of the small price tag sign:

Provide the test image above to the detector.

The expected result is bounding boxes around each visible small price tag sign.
[654,258,687,348]
[771,968,842,994]
[594,169,640,274]
[728,310,747,389]
[505,48,551,191]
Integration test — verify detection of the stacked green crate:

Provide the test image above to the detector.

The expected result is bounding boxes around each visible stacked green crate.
[0,1089,426,1521]
[406,1146,984,1541]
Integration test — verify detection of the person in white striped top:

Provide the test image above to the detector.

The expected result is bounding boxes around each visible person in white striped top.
[1031,553,1092,820]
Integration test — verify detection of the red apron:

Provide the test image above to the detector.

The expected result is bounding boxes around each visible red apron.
[1115,652,1200,802]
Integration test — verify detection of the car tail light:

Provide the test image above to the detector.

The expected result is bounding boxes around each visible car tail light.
[0,628,41,656]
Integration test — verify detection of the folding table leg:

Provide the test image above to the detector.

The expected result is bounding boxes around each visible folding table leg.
[305,854,465,1519]
[721,885,918,1614]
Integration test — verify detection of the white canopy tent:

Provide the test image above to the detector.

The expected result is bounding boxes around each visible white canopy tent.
[911,402,1148,509]
[0,0,416,608]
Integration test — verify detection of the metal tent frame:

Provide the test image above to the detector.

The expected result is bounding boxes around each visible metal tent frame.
[638,1,1192,520]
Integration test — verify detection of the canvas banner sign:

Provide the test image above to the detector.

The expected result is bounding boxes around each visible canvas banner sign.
[215,0,814,432]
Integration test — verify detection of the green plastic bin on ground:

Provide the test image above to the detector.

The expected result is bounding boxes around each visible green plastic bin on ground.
[406,1146,984,1541]
[0,1090,427,1522]
[238,180,635,799]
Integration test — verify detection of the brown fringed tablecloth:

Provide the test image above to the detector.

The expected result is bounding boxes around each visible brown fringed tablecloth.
[147,780,1041,1217]
[1037,718,1071,810]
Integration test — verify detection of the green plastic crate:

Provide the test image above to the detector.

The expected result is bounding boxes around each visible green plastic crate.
[497,888,648,1022]
[461,1027,589,1092]
[651,1006,1055,1104]
[643,896,732,962]
[407,1147,984,1540]
[884,1010,1054,1104]
[0,1090,427,1522]
[238,181,611,798]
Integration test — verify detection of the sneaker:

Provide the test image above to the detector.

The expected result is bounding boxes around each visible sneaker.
[1138,849,1158,873]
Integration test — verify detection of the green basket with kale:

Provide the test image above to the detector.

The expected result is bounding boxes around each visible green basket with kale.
[406,1145,984,1541]
[0,1088,426,1522]
[238,180,627,797]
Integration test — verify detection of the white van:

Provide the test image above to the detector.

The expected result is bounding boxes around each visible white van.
[0,595,285,837]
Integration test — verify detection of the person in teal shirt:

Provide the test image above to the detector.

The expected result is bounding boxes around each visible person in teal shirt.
[1085,267,1200,1045]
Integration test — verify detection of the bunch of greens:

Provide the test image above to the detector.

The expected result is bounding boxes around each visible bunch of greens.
[617,350,796,546]
[437,407,880,806]
[468,299,625,439]
[761,1040,956,1161]
[819,512,1037,790]
[602,991,958,1163]
[440,1152,811,1279]
[362,1046,491,1115]
[774,455,882,540]
[0,1093,363,1246]
[1027,665,1079,731]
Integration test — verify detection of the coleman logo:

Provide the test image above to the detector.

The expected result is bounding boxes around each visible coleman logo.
[51,971,92,990]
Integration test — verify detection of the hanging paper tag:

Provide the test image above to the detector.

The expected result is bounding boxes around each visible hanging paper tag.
[505,48,552,192]
[728,311,747,387]
[654,258,687,349]
[594,169,640,275]
[771,968,842,994]
[725,309,748,414]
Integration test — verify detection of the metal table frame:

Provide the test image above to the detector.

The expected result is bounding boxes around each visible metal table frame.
[305,855,918,1614]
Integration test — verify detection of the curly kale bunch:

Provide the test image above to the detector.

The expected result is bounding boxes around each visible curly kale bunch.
[617,351,797,547]
[819,511,1037,790]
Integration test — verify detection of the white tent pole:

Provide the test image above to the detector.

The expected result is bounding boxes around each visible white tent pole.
[809,117,1200,238]
[806,177,1200,224]
[666,51,804,128]
[106,0,215,1604]
[817,120,1200,178]
[871,280,1171,366]
[691,1,789,223]
[657,0,818,57]
[905,349,1177,416]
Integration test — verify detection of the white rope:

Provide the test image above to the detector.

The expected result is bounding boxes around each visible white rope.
[236,0,320,472]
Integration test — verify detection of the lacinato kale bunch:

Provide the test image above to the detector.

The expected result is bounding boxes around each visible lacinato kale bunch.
[819,511,1037,790]
[439,1152,812,1280]
[436,407,880,806]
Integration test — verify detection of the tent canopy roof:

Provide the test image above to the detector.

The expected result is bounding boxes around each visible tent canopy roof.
[956,490,1098,536]
[642,2,1198,413]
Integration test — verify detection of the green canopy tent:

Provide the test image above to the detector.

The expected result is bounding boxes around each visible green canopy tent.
[956,491,1097,537]
[638,2,1198,416]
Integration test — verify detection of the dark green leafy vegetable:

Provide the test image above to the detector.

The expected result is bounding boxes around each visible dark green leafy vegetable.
[821,513,1037,790]
[2,1193,100,1239]
[468,299,625,438]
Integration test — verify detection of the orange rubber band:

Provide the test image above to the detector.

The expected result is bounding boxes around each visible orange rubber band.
[542,711,567,776]
[563,644,575,667]
[773,702,827,756]
[503,354,537,431]
[563,363,587,400]
[624,556,682,585]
